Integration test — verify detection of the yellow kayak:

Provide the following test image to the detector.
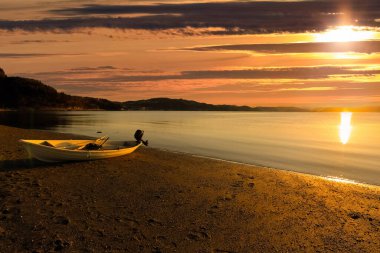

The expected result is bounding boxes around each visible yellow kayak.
[19,139,142,163]
[19,130,148,163]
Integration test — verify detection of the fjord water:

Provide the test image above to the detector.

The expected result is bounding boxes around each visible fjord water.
[1,111,379,185]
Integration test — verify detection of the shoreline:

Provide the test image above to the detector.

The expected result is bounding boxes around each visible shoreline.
[7,123,378,188]
[1,124,379,252]
[11,123,380,188]
[150,148,380,188]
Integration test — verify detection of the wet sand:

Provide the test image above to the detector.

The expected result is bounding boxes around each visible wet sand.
[0,125,379,252]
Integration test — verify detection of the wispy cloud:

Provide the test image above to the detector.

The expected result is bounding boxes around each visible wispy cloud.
[10,39,72,44]
[0,53,73,58]
[178,67,380,80]
[1,1,379,34]
[70,65,117,71]
[278,87,337,91]
[13,65,379,104]
[21,65,380,84]
[190,41,380,54]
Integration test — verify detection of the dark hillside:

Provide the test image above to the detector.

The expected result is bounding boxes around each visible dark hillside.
[123,97,255,111]
[0,69,121,110]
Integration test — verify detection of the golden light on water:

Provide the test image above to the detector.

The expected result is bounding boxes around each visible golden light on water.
[325,176,358,185]
[339,112,352,144]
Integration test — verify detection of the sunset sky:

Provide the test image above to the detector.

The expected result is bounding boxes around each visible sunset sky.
[1,0,380,107]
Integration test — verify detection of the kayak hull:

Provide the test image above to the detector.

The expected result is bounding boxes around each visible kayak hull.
[19,139,142,163]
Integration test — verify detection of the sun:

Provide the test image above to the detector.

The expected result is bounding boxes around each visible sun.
[314,26,375,42]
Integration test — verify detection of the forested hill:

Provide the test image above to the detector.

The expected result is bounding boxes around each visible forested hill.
[123,98,254,111]
[0,68,122,110]
[123,98,308,112]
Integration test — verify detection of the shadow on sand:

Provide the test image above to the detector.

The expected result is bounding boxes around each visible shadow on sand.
[0,158,87,172]
[0,158,52,171]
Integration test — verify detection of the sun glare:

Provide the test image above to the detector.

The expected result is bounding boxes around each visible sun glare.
[339,112,352,145]
[315,26,375,42]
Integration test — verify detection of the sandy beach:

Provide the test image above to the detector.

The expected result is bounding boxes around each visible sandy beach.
[0,125,379,252]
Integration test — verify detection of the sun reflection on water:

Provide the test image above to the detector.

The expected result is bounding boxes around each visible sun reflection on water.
[325,176,358,185]
[339,112,352,144]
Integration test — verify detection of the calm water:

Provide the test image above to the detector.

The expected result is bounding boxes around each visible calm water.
[1,111,380,185]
